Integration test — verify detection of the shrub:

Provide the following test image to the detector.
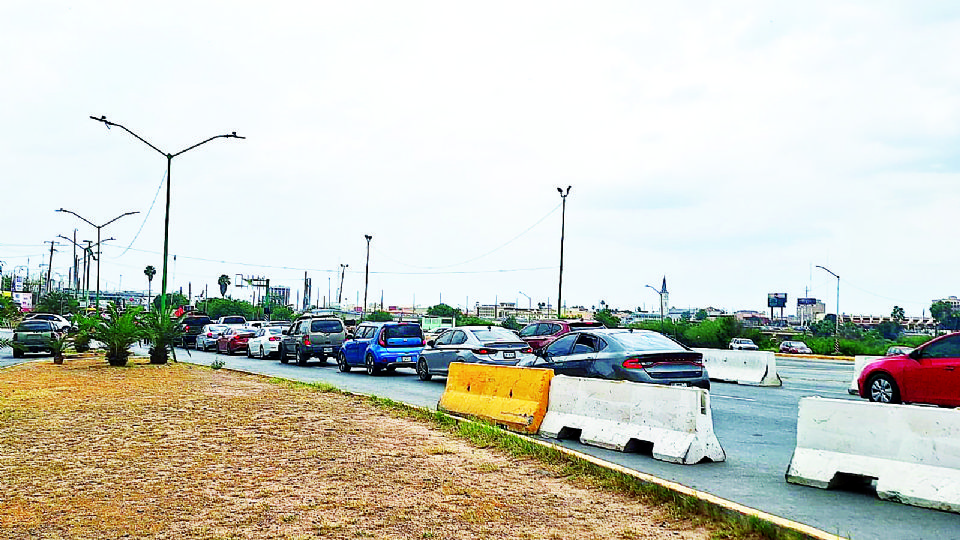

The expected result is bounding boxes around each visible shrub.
[90,304,146,366]
[141,307,182,364]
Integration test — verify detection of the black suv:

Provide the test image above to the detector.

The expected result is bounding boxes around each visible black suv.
[176,313,213,348]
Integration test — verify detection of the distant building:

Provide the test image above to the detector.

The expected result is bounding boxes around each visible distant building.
[797,299,826,325]
[659,277,669,319]
[934,296,960,310]
[268,285,291,306]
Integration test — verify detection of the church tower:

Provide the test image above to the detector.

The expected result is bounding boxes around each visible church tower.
[660,276,669,317]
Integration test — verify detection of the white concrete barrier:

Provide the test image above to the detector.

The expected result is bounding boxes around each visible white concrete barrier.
[538,375,725,464]
[694,348,781,386]
[847,355,882,395]
[786,397,960,513]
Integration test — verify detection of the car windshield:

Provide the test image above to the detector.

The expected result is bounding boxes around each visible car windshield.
[206,325,227,332]
[267,327,284,335]
[17,321,52,332]
[471,328,524,342]
[221,317,245,324]
[569,321,603,329]
[610,332,686,352]
[311,319,343,333]
[384,325,422,339]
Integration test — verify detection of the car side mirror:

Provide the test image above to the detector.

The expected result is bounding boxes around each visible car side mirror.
[908,349,921,360]
[427,340,435,348]
[281,329,289,335]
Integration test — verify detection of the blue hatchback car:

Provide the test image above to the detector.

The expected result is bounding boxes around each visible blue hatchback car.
[337,322,424,375]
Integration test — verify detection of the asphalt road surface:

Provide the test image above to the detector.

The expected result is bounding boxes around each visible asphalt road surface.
[3,344,959,539]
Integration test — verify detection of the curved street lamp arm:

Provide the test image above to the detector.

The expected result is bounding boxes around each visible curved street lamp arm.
[90,116,166,157]
[56,208,97,229]
[172,133,245,158]
[101,211,140,228]
[815,265,839,279]
[645,284,662,295]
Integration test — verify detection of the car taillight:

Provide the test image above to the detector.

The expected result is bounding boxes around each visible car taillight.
[622,357,655,369]
[269,336,280,341]
[521,347,532,353]
[378,333,387,347]
[473,348,492,355]
[304,337,311,346]
[206,332,213,337]
[184,325,190,332]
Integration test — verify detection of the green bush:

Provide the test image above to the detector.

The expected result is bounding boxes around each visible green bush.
[141,307,182,364]
[89,304,146,366]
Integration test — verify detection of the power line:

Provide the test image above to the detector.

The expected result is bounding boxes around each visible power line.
[113,167,166,258]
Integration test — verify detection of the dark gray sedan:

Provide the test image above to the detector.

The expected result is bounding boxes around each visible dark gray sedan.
[518,328,710,389]
[416,326,535,381]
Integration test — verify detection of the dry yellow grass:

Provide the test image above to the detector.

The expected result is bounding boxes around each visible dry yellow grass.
[0,358,710,539]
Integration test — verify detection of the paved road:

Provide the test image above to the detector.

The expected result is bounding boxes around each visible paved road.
[4,345,959,539]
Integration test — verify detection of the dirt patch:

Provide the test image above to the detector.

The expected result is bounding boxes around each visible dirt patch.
[0,358,710,539]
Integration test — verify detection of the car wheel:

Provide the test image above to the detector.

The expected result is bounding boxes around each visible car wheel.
[279,346,289,364]
[868,374,901,404]
[297,346,309,366]
[337,352,351,373]
[365,354,380,376]
[260,346,265,359]
[247,346,253,358]
[417,357,432,381]
[13,348,23,359]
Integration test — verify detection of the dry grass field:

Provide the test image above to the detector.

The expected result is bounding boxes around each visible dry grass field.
[0,357,711,539]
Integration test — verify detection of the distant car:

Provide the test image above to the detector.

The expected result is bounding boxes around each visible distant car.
[24,313,72,332]
[216,327,256,355]
[518,319,606,351]
[416,326,534,381]
[177,313,213,347]
[216,315,248,328]
[11,320,61,357]
[886,345,915,356]
[858,332,960,407]
[518,328,710,389]
[247,326,285,359]
[338,322,424,375]
[279,315,347,365]
[195,324,228,351]
[779,340,813,354]
[729,338,759,351]
[423,327,453,343]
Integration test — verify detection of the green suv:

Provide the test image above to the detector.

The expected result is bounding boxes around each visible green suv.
[12,320,60,358]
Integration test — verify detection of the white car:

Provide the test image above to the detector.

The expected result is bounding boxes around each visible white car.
[246,326,286,359]
[25,313,72,332]
[195,324,228,351]
[729,338,759,351]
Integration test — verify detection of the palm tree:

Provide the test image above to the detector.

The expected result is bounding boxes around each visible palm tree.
[218,274,230,298]
[144,266,156,308]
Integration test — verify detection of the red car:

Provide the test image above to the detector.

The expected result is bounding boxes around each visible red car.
[858,332,960,407]
[518,319,605,351]
[217,327,256,355]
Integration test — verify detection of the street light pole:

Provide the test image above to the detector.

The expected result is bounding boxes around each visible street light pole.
[338,264,349,306]
[363,235,372,320]
[556,186,571,319]
[645,284,665,332]
[816,265,841,355]
[519,291,532,310]
[57,209,137,314]
[89,115,244,315]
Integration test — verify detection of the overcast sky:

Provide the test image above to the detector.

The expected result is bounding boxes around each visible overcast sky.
[2,1,958,317]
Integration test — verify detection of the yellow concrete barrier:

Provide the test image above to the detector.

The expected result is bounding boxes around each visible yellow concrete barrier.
[438,363,554,434]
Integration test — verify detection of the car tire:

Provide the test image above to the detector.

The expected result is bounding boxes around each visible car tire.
[260,346,265,359]
[297,346,309,366]
[365,354,380,376]
[417,357,432,381]
[868,373,901,404]
[247,346,253,358]
[337,352,351,373]
[13,348,23,359]
[279,346,289,364]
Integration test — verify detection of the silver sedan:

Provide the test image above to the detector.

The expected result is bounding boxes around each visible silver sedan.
[416,326,534,381]
[195,324,228,351]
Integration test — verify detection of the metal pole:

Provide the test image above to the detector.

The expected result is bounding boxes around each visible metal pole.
[96,226,101,312]
[160,155,172,314]
[835,274,841,354]
[557,186,571,319]
[338,264,348,305]
[72,229,78,298]
[363,235,372,320]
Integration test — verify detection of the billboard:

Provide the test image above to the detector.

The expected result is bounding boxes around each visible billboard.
[767,293,787,308]
[12,291,33,312]
[797,297,818,306]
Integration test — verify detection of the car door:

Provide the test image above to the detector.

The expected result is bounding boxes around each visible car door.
[425,329,456,373]
[442,330,470,372]
[538,334,578,374]
[347,326,375,365]
[556,333,600,377]
[904,335,960,405]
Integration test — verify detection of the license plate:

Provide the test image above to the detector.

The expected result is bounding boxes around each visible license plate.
[402,356,412,362]
[670,382,687,387]
[503,351,516,359]
[324,347,332,353]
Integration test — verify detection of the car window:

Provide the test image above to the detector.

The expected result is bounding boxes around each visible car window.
[572,333,599,354]
[610,332,686,352]
[311,319,344,333]
[17,321,52,332]
[519,324,539,338]
[384,325,423,339]
[267,327,283,335]
[545,334,577,357]
[470,328,520,342]
[548,323,563,335]
[221,316,245,324]
[448,331,467,345]
[435,330,454,345]
[357,326,376,339]
[921,336,960,359]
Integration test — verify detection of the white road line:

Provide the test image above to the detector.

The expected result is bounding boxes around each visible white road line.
[711,395,757,402]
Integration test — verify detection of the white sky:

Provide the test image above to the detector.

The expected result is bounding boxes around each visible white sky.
[2,1,958,317]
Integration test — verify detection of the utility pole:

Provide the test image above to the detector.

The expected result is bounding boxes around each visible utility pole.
[43,240,58,295]
[556,186,571,319]
[338,263,348,305]
[363,235,372,319]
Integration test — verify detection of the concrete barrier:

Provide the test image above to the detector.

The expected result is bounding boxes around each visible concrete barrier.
[786,397,960,513]
[438,363,553,434]
[847,355,883,394]
[695,349,781,386]
[538,375,725,464]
